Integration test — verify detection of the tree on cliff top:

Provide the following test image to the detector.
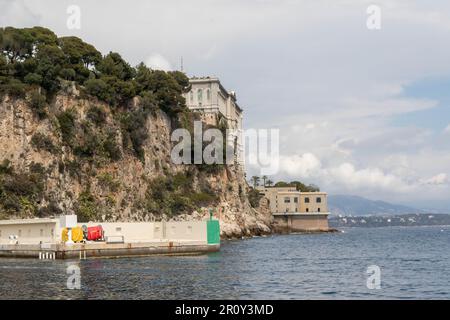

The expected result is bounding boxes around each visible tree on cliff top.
[58,36,101,68]
[273,180,320,192]
[0,26,189,117]
[250,176,260,188]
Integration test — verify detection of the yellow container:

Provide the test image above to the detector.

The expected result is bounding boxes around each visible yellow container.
[71,226,84,243]
[61,227,84,242]
[61,228,68,242]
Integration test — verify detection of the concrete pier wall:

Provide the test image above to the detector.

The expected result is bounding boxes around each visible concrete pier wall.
[78,221,208,243]
[273,213,330,233]
[0,241,220,259]
[0,218,61,244]
[0,218,212,245]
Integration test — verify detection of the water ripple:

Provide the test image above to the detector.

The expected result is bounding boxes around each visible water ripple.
[0,226,449,299]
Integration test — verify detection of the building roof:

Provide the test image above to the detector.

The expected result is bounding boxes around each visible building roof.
[300,192,328,195]
[0,218,58,225]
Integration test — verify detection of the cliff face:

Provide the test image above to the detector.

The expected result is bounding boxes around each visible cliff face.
[0,87,272,238]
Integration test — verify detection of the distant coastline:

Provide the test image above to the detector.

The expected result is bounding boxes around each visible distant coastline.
[329,213,450,228]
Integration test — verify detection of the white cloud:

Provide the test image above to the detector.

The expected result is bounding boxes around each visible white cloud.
[145,53,172,71]
[328,163,411,192]
[258,151,450,201]
[422,173,449,185]
[331,138,357,156]
[279,153,322,178]
[275,153,412,193]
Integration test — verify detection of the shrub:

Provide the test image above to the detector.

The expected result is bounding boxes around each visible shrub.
[97,172,120,192]
[0,78,27,97]
[119,108,149,162]
[65,160,81,178]
[172,172,193,190]
[57,110,76,144]
[59,68,76,80]
[102,130,122,161]
[170,194,192,212]
[29,162,46,176]
[31,132,56,153]
[0,194,21,212]
[140,91,157,112]
[168,70,190,89]
[0,159,12,174]
[73,123,102,158]
[188,192,218,206]
[2,173,42,197]
[37,200,62,217]
[144,173,218,217]
[198,163,225,174]
[28,90,47,118]
[75,190,98,222]
[24,73,43,85]
[84,78,112,102]
[108,77,136,102]
[0,55,7,76]
[86,105,106,125]
[0,164,45,216]
[248,188,262,208]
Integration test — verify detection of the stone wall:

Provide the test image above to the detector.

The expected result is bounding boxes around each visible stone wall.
[273,214,329,233]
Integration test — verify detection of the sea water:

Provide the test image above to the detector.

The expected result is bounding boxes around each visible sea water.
[0,226,449,299]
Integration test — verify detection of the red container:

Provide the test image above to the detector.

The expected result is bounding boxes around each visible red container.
[87,225,103,241]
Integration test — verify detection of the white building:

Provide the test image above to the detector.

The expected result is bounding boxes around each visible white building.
[183,77,244,167]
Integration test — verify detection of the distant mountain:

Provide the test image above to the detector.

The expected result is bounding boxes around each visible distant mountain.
[328,195,426,216]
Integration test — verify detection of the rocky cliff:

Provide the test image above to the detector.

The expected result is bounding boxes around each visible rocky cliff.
[0,87,272,238]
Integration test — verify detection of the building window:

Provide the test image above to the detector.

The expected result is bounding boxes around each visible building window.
[190,91,194,103]
[206,89,211,101]
[294,197,298,203]
[197,89,203,104]
[316,197,322,203]
[305,197,310,203]
[40,229,43,237]
[284,197,290,203]
[318,208,321,212]
[306,208,309,212]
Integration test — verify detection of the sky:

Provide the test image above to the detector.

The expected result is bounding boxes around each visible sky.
[1,0,450,211]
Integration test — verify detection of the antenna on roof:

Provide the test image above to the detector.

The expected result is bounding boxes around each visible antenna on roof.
[180,56,184,72]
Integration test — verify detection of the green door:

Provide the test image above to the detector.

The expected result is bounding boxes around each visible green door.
[207,220,220,245]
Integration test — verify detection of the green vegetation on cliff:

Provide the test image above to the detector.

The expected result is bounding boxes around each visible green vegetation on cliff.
[274,180,320,192]
[0,159,45,219]
[249,175,320,192]
[0,27,237,221]
[144,171,219,218]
